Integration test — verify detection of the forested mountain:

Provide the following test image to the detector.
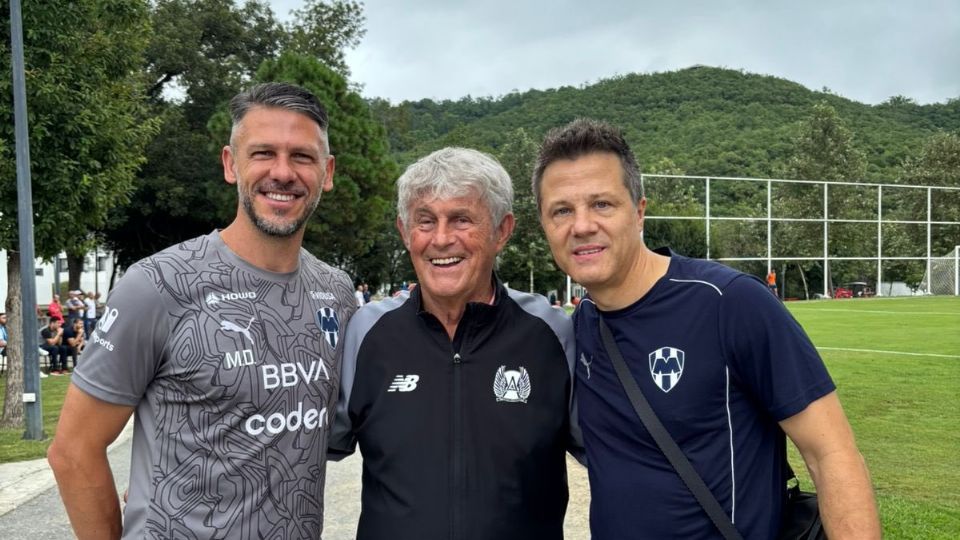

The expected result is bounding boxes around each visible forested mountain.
[369,66,960,298]
[374,66,960,181]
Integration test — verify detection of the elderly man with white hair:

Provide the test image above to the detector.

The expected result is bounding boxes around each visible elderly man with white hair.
[330,147,583,540]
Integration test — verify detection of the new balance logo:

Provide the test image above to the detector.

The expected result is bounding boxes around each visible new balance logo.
[387,374,420,392]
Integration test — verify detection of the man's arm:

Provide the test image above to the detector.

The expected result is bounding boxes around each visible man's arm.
[48,384,135,540]
[780,391,881,539]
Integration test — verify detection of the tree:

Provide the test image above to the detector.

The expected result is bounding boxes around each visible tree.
[245,53,397,277]
[894,131,960,286]
[282,0,365,77]
[642,158,708,258]
[103,0,370,268]
[496,128,565,295]
[103,0,285,267]
[0,0,157,427]
[778,102,869,297]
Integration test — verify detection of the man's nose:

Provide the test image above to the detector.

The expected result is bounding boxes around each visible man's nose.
[431,221,455,247]
[270,155,298,182]
[571,210,597,236]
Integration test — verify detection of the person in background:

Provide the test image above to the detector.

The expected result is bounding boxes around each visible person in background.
[47,293,65,324]
[62,318,86,370]
[40,317,69,375]
[767,269,778,297]
[0,312,8,360]
[330,147,582,540]
[354,284,366,307]
[83,291,98,337]
[533,118,879,539]
[65,291,85,325]
[49,82,356,540]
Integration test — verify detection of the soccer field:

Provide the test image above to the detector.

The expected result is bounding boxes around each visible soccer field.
[784,296,960,539]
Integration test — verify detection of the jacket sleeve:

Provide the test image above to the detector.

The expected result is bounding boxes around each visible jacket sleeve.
[327,315,361,461]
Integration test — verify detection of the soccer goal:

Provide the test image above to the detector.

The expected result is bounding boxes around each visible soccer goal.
[920,246,960,295]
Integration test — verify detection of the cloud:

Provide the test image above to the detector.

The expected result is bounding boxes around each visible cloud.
[271,0,960,104]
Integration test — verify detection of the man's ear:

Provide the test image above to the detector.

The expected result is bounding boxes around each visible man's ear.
[637,197,647,233]
[396,216,410,249]
[495,213,516,252]
[222,146,238,185]
[321,155,336,192]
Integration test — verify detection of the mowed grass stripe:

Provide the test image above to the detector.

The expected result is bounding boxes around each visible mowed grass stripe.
[784,296,960,539]
[817,346,960,359]
[787,297,960,357]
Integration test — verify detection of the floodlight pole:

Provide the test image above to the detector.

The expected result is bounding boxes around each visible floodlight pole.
[10,0,44,440]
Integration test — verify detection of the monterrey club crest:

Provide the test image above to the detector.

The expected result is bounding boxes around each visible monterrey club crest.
[493,365,531,403]
[315,307,340,349]
[648,347,685,392]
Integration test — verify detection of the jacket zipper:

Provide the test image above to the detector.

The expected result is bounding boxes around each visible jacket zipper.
[451,351,462,539]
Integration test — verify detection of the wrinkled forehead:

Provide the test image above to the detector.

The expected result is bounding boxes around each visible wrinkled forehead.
[410,184,488,209]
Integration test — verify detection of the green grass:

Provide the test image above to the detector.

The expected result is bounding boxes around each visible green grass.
[785,296,960,539]
[1,297,957,537]
[0,373,71,462]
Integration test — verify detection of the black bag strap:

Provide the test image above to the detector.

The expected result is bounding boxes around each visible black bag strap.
[598,316,744,540]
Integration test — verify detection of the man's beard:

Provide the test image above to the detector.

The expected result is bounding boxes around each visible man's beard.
[240,181,322,238]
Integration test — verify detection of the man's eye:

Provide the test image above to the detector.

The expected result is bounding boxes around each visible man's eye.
[552,207,572,217]
[594,201,611,209]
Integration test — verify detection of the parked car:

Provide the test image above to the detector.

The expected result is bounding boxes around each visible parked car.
[834,282,875,299]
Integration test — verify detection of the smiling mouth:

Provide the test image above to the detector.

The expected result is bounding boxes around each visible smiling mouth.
[264,192,298,202]
[430,257,463,267]
[574,247,603,256]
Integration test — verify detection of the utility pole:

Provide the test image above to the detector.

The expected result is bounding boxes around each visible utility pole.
[10,0,44,440]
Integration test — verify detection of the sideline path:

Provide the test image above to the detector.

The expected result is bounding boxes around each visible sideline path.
[0,427,590,539]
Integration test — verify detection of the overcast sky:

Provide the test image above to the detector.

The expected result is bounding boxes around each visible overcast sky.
[269,0,959,105]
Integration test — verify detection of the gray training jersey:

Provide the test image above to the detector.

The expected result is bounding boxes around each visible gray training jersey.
[73,231,356,539]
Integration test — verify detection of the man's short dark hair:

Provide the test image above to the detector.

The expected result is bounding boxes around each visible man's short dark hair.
[531,118,643,211]
[229,82,329,147]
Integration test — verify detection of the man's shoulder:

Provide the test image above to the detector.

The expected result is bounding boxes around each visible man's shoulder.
[299,249,352,286]
[505,287,571,326]
[666,251,749,293]
[132,234,213,275]
[344,293,413,346]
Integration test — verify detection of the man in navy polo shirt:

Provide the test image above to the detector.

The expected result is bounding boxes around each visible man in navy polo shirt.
[533,118,880,539]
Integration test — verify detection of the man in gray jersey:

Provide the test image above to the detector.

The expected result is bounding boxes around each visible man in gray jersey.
[49,82,357,540]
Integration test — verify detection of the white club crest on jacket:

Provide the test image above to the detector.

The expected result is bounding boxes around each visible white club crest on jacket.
[493,365,531,403]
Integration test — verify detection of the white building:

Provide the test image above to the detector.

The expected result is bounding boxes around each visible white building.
[0,248,116,309]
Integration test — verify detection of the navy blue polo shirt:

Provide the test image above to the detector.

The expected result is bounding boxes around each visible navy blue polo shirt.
[574,250,834,539]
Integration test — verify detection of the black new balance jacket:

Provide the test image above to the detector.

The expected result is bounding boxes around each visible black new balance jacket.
[329,278,582,540]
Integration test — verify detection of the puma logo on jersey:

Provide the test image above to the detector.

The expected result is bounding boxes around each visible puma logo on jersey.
[387,374,420,392]
[221,317,255,343]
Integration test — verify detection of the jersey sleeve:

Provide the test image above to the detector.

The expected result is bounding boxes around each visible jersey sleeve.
[327,305,364,461]
[71,264,172,406]
[719,275,835,421]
